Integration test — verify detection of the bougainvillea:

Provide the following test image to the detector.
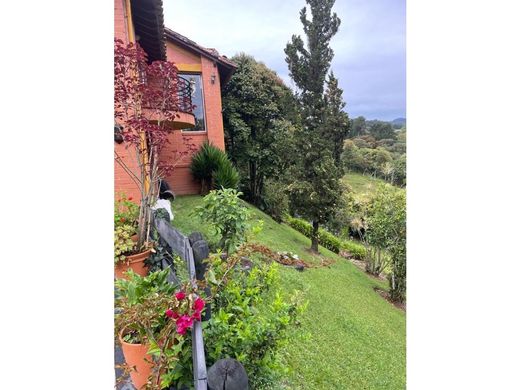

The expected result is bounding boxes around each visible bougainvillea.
[114,39,197,250]
[165,290,205,335]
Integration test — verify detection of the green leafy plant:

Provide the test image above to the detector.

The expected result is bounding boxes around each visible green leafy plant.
[213,160,240,190]
[192,188,252,253]
[115,270,206,389]
[114,224,137,264]
[190,141,239,193]
[262,179,290,223]
[357,184,406,298]
[203,251,305,388]
[286,216,366,259]
[115,193,140,228]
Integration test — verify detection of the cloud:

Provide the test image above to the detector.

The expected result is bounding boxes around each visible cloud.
[163,0,405,121]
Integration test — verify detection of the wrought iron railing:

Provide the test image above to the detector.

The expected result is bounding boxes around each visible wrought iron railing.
[142,74,194,114]
[177,76,193,114]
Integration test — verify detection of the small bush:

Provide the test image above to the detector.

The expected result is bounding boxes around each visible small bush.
[340,240,367,259]
[213,160,239,190]
[191,188,251,253]
[286,216,366,259]
[204,252,305,388]
[190,141,239,193]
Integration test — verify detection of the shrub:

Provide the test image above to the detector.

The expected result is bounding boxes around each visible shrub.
[115,270,204,388]
[190,141,239,193]
[191,188,252,253]
[114,224,137,264]
[114,193,140,229]
[204,252,305,388]
[340,240,367,259]
[286,216,366,259]
[262,179,290,222]
[365,184,406,299]
[213,160,240,190]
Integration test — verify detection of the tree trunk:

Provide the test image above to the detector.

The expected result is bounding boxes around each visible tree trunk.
[310,220,319,253]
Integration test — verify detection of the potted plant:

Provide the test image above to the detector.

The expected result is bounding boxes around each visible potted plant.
[114,194,150,278]
[115,269,206,389]
[114,39,196,280]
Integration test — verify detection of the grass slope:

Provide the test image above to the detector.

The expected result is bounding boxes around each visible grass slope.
[342,172,388,196]
[171,195,406,389]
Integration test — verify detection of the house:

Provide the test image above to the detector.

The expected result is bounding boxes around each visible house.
[114,0,236,200]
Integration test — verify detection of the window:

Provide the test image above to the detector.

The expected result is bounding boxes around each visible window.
[181,73,205,131]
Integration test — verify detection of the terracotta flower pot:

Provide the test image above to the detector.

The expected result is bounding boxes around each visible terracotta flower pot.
[118,333,154,390]
[115,249,152,279]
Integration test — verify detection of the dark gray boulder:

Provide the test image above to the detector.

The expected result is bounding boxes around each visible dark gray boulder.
[207,359,248,390]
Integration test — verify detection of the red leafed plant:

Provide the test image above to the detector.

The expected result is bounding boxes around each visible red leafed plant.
[114,39,197,251]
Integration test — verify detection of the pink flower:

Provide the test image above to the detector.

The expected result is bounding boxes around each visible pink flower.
[165,309,174,318]
[171,311,180,319]
[175,315,193,335]
[193,298,205,312]
[177,325,187,335]
[175,291,186,300]
[180,315,193,328]
[192,311,201,321]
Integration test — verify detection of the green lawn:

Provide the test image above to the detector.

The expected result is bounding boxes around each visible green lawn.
[342,172,388,196]
[171,195,406,389]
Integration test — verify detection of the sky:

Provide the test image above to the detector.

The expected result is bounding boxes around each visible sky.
[163,0,406,121]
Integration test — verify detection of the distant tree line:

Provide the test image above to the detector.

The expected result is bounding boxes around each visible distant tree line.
[342,116,406,186]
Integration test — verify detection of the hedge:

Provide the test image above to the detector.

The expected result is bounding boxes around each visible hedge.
[286,217,366,259]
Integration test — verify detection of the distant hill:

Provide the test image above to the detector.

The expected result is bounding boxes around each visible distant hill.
[391,117,406,128]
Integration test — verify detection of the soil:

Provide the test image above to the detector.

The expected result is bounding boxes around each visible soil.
[373,287,406,311]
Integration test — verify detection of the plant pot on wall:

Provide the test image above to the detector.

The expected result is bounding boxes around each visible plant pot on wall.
[118,331,154,390]
[115,249,152,280]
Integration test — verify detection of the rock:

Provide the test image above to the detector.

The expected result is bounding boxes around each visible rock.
[188,231,205,245]
[207,358,248,390]
[295,264,305,272]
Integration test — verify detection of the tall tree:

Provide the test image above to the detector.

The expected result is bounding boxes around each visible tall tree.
[285,0,342,252]
[222,54,298,205]
[324,71,350,167]
[368,120,396,140]
[350,116,367,137]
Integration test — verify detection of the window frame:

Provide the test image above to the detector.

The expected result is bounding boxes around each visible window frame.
[180,72,207,133]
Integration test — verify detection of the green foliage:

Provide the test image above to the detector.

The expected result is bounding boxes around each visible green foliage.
[262,179,290,223]
[190,141,239,193]
[192,189,252,253]
[213,160,240,190]
[285,0,344,252]
[287,154,344,251]
[170,195,406,389]
[114,224,137,264]
[286,216,366,259]
[324,72,350,166]
[115,268,175,304]
[115,270,199,388]
[204,252,305,388]
[367,120,396,140]
[393,154,407,186]
[114,193,140,228]
[223,53,299,205]
[349,116,367,138]
[365,185,406,300]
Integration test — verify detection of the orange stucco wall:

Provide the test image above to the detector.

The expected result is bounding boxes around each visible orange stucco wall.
[159,40,226,195]
[114,0,228,199]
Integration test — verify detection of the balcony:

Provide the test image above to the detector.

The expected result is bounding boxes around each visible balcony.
[142,75,196,130]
